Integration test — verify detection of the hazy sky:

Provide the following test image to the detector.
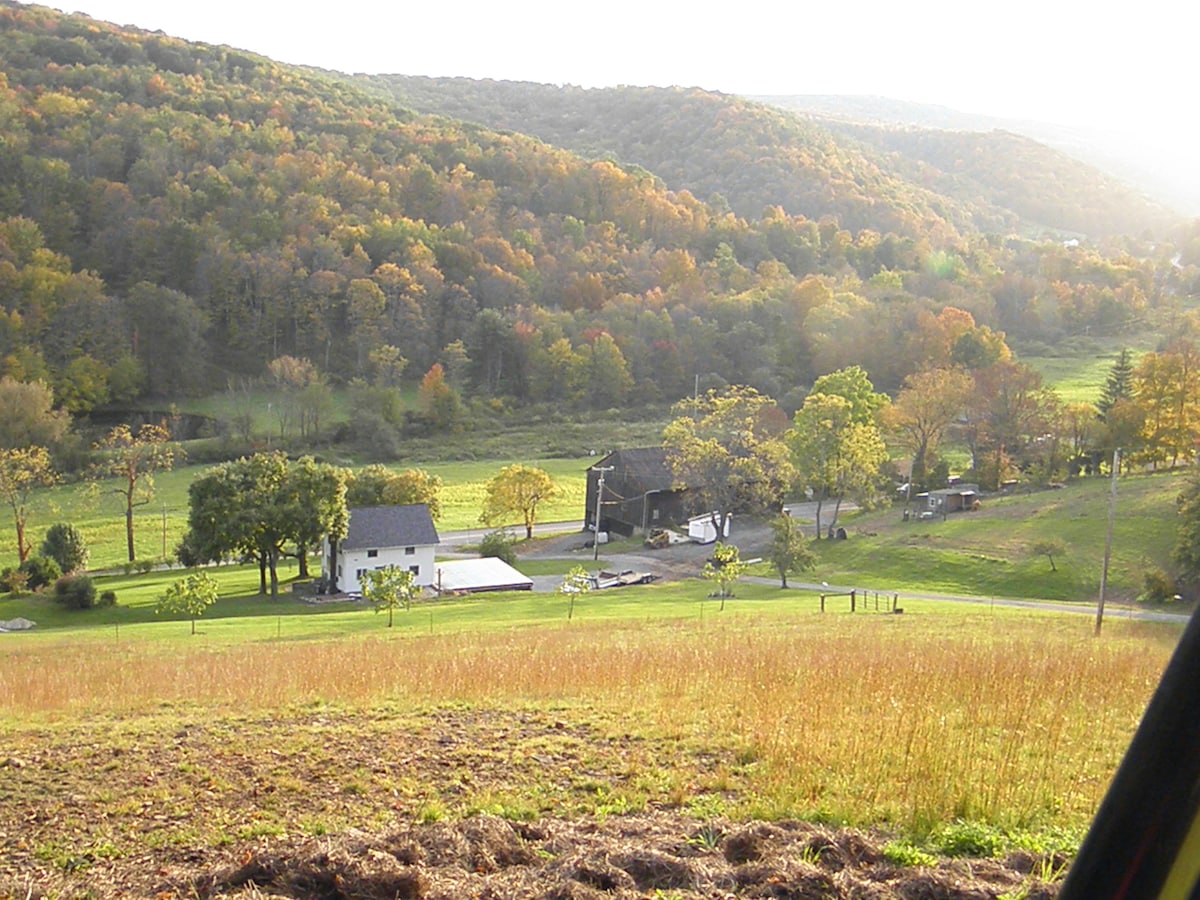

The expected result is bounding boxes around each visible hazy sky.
[57,0,1196,144]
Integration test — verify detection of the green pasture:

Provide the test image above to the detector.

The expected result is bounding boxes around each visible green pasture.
[781,470,1183,604]
[1022,338,1149,405]
[5,465,1187,616]
[8,457,593,572]
[0,556,1108,649]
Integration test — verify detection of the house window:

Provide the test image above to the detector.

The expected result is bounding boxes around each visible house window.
[409,565,420,576]
[367,549,378,558]
[405,546,415,555]
[355,568,367,580]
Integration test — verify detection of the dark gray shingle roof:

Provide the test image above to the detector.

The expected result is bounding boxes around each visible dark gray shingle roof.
[342,504,440,550]
[596,448,676,491]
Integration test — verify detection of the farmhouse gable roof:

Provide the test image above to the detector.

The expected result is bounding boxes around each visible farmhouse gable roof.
[341,504,439,551]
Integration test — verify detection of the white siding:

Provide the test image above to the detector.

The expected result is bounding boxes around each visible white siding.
[334,543,437,592]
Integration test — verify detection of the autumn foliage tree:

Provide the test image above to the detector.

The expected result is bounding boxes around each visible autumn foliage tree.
[0,446,57,562]
[417,363,462,431]
[0,377,70,451]
[1131,342,1200,469]
[480,464,559,540]
[345,465,443,519]
[663,386,793,538]
[884,367,973,491]
[91,422,177,562]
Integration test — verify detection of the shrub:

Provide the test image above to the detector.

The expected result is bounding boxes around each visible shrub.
[479,529,517,565]
[1139,567,1179,603]
[99,589,117,607]
[19,556,62,592]
[41,523,89,573]
[352,412,402,460]
[53,574,98,610]
[0,567,28,594]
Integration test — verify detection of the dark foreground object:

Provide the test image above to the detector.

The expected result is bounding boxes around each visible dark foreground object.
[1058,609,1200,899]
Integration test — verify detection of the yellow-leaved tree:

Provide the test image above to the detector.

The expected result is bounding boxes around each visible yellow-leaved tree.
[480,464,558,540]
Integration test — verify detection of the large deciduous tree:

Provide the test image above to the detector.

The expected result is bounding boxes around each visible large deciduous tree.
[266,355,326,441]
[345,465,442,519]
[959,360,1059,489]
[91,422,177,562]
[811,365,889,425]
[123,282,209,397]
[181,453,348,596]
[0,446,57,562]
[1132,342,1200,470]
[283,456,348,580]
[0,376,70,450]
[789,391,888,539]
[662,386,793,539]
[884,367,973,491]
[480,464,558,540]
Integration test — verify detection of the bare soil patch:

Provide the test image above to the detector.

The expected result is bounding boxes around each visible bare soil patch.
[0,707,1062,898]
[4,812,1060,899]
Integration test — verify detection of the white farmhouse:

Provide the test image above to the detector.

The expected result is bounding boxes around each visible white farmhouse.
[323,504,440,594]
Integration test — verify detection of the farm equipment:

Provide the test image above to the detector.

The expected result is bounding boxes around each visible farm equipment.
[644,528,671,549]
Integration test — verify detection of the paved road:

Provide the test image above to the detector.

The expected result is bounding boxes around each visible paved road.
[438,521,584,548]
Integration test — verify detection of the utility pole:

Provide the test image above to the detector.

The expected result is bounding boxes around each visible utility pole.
[592,465,613,561]
[1095,447,1120,636]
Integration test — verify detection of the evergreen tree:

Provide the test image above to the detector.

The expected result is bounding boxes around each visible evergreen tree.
[1097,349,1135,422]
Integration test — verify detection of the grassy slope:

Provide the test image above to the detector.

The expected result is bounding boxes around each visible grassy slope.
[0,582,1180,854]
[799,470,1181,603]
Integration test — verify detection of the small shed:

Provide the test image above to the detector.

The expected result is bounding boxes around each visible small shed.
[688,513,730,545]
[919,484,981,517]
[433,557,533,594]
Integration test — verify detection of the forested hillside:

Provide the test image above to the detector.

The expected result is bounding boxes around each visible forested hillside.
[758,93,1200,219]
[813,122,1177,239]
[362,75,1175,240]
[0,0,1196,435]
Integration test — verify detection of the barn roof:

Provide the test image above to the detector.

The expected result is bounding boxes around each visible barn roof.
[593,447,676,492]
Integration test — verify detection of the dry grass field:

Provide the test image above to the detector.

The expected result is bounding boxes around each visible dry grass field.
[0,603,1177,897]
